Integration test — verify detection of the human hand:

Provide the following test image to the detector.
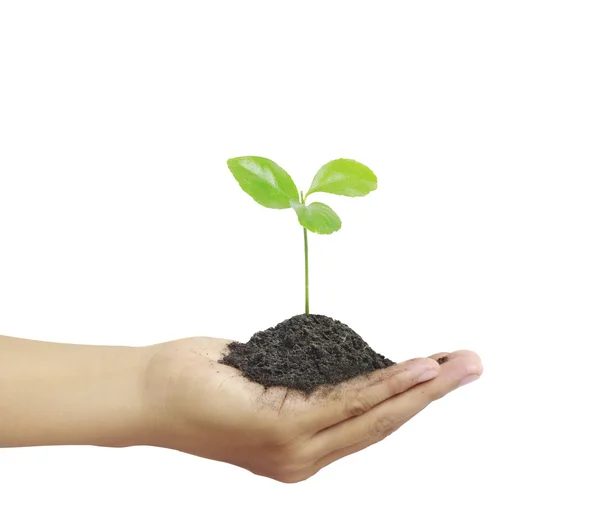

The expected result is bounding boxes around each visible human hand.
[140,337,482,483]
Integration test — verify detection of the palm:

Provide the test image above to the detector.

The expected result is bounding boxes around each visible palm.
[143,336,482,483]
[145,336,298,470]
[161,336,291,413]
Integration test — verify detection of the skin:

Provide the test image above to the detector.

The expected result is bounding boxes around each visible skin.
[0,334,483,483]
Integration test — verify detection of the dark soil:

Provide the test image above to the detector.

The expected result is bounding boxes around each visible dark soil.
[220,314,395,393]
[436,355,449,365]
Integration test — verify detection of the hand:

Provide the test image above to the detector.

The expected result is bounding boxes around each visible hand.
[141,337,483,483]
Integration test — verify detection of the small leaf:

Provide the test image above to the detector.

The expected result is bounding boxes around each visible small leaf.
[307,158,377,198]
[291,201,342,234]
[227,156,299,209]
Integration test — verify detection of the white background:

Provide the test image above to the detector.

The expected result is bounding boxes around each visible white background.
[1,1,599,531]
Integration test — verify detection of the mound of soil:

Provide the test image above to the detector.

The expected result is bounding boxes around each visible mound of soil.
[220,314,395,393]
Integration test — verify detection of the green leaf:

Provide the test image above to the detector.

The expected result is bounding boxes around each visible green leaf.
[291,201,342,234]
[227,156,299,209]
[307,158,377,198]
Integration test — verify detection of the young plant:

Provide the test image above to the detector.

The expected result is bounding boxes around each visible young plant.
[227,156,377,314]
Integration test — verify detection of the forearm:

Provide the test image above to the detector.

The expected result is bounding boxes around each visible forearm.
[0,335,152,448]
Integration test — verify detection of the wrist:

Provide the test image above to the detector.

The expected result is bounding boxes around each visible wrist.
[135,337,223,455]
[92,344,157,448]
[135,340,187,451]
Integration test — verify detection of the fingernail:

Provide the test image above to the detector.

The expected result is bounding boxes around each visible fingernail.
[417,369,438,383]
[459,374,480,387]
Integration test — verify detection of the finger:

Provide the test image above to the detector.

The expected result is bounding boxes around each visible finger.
[298,359,441,433]
[308,350,482,457]
[431,352,449,358]
[314,385,446,471]
[303,357,441,432]
[431,352,450,364]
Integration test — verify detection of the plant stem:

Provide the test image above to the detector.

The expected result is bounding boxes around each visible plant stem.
[304,226,309,314]
[301,191,309,314]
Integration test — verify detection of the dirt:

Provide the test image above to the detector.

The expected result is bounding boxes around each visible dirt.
[220,314,395,393]
[436,355,449,365]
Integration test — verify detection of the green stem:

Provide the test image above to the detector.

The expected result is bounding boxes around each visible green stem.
[301,191,309,314]
[304,226,309,314]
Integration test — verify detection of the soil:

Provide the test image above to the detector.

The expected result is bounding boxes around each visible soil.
[220,314,395,393]
[436,355,449,365]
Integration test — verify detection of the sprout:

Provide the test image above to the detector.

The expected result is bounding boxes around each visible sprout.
[227,156,377,314]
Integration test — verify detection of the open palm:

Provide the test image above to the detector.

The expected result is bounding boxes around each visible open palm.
[142,336,482,483]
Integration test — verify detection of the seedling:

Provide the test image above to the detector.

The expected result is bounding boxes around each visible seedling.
[227,156,377,314]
